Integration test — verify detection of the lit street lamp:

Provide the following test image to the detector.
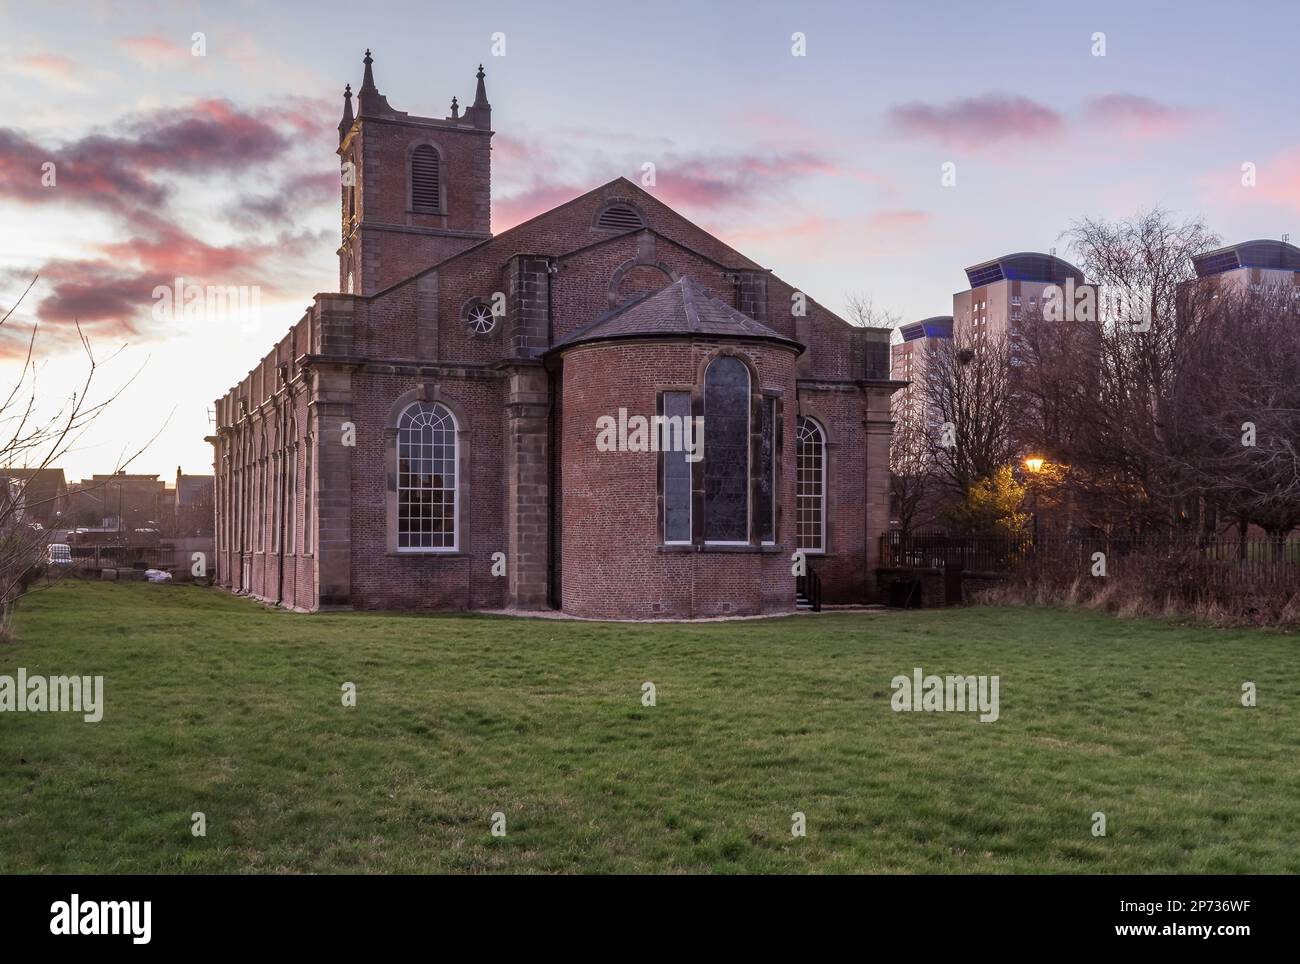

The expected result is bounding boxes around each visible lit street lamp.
[1024,456,1045,542]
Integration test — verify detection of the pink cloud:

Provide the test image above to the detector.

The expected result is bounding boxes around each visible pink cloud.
[1083,93,1205,140]
[726,208,930,255]
[22,53,76,74]
[1,224,328,358]
[0,100,298,222]
[13,53,83,89]
[651,152,839,211]
[492,140,853,231]
[1199,147,1300,214]
[1253,148,1300,210]
[0,100,334,355]
[230,170,338,229]
[725,217,842,247]
[115,34,190,68]
[889,93,1062,149]
[493,182,587,231]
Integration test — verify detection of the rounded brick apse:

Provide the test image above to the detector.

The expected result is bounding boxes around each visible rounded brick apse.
[554,321,802,620]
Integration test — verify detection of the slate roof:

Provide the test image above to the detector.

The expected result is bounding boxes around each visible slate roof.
[551,276,803,353]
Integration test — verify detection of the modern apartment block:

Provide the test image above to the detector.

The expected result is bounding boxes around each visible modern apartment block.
[1191,238,1300,296]
[891,315,952,426]
[953,251,1089,346]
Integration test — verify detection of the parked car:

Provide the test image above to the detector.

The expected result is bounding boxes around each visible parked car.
[46,543,73,566]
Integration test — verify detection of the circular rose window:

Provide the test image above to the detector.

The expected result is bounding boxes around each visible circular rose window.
[466,303,496,335]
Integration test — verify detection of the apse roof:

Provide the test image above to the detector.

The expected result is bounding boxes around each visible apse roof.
[551,276,803,353]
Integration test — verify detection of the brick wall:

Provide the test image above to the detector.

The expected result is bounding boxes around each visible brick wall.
[339,112,492,295]
[558,338,799,619]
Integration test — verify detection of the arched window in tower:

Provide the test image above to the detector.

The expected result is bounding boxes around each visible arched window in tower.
[411,145,441,214]
[703,356,750,543]
[396,402,457,549]
[796,417,826,552]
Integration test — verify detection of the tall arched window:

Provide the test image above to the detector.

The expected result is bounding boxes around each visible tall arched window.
[287,426,298,555]
[411,145,441,214]
[257,428,268,553]
[703,356,750,543]
[271,427,282,554]
[796,417,826,552]
[397,402,457,550]
[241,434,252,553]
[304,435,313,555]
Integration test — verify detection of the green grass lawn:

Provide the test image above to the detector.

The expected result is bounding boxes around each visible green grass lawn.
[3,581,1298,874]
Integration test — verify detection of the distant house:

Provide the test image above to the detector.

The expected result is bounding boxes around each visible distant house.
[173,467,215,537]
[65,472,165,532]
[0,467,66,527]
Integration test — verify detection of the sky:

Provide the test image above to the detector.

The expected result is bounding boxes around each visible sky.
[2,0,1298,480]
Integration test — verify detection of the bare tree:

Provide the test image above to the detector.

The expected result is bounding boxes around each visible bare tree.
[0,278,150,639]
[1042,208,1220,532]
[843,292,901,330]
[1166,286,1300,554]
[922,330,1020,496]
[888,394,937,535]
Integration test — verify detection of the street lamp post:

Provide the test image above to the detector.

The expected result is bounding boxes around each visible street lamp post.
[1024,456,1044,544]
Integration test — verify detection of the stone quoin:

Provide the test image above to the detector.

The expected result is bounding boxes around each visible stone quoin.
[208,51,901,618]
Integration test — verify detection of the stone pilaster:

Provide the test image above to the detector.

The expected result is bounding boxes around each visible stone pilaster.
[863,386,895,602]
[311,295,356,609]
[503,363,550,609]
[508,256,551,359]
[416,271,439,359]
[734,270,769,323]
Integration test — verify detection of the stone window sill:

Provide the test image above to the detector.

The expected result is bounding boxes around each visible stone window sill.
[657,544,786,555]
[386,550,466,558]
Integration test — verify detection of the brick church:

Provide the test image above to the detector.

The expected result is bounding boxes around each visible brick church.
[209,52,899,618]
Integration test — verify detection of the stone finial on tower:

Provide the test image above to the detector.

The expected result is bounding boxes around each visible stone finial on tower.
[449,96,459,120]
[357,48,395,116]
[338,84,354,144]
[360,49,376,91]
[464,63,491,129]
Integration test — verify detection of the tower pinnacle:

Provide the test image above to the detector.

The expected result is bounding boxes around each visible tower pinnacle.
[338,84,354,144]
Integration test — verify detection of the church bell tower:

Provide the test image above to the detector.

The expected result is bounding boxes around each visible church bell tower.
[336,51,494,295]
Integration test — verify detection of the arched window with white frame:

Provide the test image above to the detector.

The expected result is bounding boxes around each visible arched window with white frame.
[396,402,458,550]
[796,417,826,552]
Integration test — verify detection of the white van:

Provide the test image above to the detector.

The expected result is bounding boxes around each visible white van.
[46,543,73,566]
